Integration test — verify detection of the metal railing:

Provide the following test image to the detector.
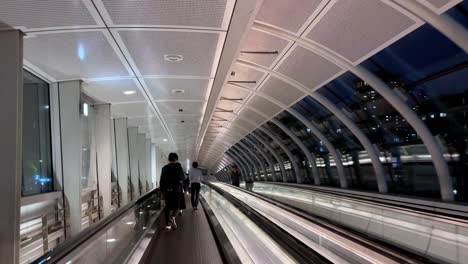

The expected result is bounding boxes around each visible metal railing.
[32,188,160,264]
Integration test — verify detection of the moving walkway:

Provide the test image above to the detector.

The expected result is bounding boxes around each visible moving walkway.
[32,182,440,264]
[242,182,468,264]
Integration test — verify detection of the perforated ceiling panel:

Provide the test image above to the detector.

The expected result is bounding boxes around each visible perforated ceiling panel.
[24,31,129,80]
[165,115,200,125]
[276,45,342,90]
[83,79,144,103]
[119,30,220,76]
[239,29,290,68]
[156,101,204,115]
[145,78,210,101]
[424,0,459,9]
[229,64,266,88]
[138,126,167,139]
[169,124,198,136]
[238,107,266,125]
[255,0,324,33]
[305,0,417,63]
[216,100,243,114]
[259,76,305,106]
[247,95,282,117]
[0,0,97,30]
[221,84,251,100]
[232,118,257,132]
[128,116,162,127]
[101,0,229,28]
[112,102,154,118]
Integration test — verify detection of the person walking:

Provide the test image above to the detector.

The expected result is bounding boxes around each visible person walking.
[160,153,185,230]
[189,161,203,210]
[231,165,240,187]
[246,179,254,191]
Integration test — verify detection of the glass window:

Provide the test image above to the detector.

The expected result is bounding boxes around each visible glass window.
[361,17,468,201]
[22,71,53,196]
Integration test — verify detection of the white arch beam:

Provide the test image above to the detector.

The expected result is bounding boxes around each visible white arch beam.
[257,126,298,182]
[236,141,267,181]
[202,116,285,181]
[225,152,248,182]
[227,84,345,186]
[242,138,274,181]
[231,145,258,180]
[270,118,321,185]
[252,22,452,200]
[228,148,254,181]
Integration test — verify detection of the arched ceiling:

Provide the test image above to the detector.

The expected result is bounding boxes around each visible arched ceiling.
[196,0,462,172]
[0,0,462,172]
[0,0,257,170]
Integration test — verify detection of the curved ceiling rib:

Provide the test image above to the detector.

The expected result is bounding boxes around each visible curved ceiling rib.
[197,0,461,201]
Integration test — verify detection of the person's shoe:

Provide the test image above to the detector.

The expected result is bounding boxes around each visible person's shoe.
[194,207,198,210]
[179,210,183,216]
[170,217,177,229]
[165,225,171,230]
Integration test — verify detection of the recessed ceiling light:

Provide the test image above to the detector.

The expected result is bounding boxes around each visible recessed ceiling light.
[106,238,117,243]
[163,138,168,142]
[178,109,183,112]
[171,89,185,93]
[123,90,136,95]
[181,120,185,123]
[164,54,183,62]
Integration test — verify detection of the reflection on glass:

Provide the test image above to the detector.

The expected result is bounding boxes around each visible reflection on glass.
[60,190,161,264]
[22,70,53,196]
[361,20,468,200]
[250,182,468,264]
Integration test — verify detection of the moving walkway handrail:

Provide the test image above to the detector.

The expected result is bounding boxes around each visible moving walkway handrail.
[267,182,468,222]
[199,195,242,264]
[204,182,332,264]
[33,188,160,264]
[226,182,432,264]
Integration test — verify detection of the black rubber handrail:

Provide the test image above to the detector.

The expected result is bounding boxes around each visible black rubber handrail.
[233,183,434,264]
[200,195,242,264]
[266,182,468,222]
[205,182,331,264]
[33,188,160,264]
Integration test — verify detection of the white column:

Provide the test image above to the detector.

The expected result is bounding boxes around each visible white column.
[145,139,152,189]
[58,80,82,236]
[0,29,23,264]
[113,118,130,205]
[95,104,112,217]
[127,127,139,199]
[137,134,147,194]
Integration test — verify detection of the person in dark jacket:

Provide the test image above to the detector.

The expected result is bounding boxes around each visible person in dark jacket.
[160,153,185,230]
[231,165,240,187]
